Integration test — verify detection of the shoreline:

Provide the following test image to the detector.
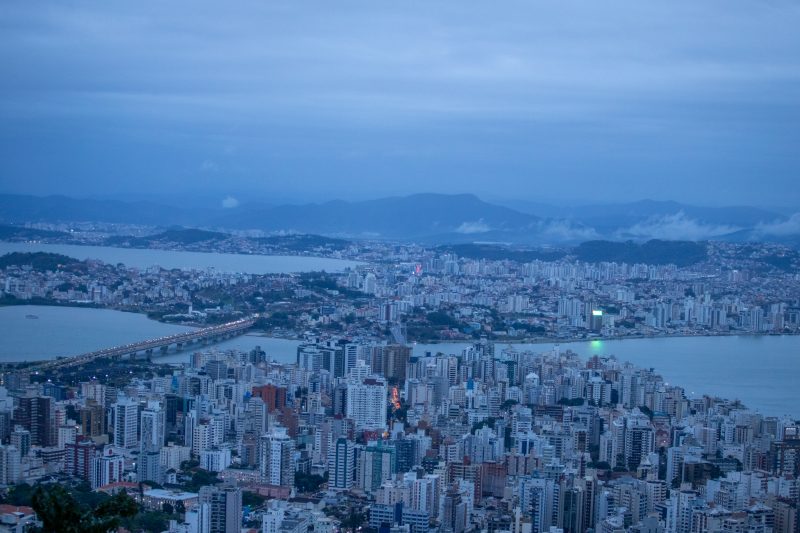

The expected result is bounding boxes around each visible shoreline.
[0,239,362,267]
[404,330,800,347]
[3,302,796,348]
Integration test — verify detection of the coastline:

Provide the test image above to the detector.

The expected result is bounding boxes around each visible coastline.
[3,302,797,348]
[0,239,362,265]
[6,301,794,348]
[406,330,800,347]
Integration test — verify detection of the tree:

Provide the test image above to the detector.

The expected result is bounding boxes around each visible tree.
[179,459,199,471]
[3,483,35,506]
[557,397,585,407]
[242,491,267,508]
[31,485,138,533]
[340,507,365,533]
[294,472,326,493]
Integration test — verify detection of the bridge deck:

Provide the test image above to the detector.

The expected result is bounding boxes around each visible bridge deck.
[31,316,256,372]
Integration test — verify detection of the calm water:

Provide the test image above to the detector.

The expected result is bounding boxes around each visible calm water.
[0,305,298,363]
[1,305,798,417]
[0,242,359,274]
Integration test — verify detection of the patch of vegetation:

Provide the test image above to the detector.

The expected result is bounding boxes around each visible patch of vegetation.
[257,234,351,251]
[242,491,268,508]
[30,484,138,533]
[575,239,708,267]
[180,468,221,493]
[510,322,546,334]
[426,311,460,328]
[107,228,228,247]
[557,397,585,406]
[758,253,799,271]
[256,311,296,330]
[299,273,363,298]
[0,252,82,272]
[0,225,68,240]
[294,471,327,493]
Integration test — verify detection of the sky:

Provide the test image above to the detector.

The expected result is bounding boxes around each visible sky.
[1,1,799,208]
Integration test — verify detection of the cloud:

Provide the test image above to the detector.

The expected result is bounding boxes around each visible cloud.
[619,211,740,241]
[456,220,491,234]
[753,213,800,236]
[221,196,239,208]
[537,220,600,242]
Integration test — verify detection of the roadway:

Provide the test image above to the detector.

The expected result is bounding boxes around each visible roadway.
[30,316,257,372]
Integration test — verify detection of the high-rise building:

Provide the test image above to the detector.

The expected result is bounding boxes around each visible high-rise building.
[112,396,139,449]
[201,446,233,473]
[159,443,191,471]
[381,345,411,383]
[65,439,96,481]
[441,485,468,533]
[205,360,228,381]
[192,420,215,458]
[57,423,78,450]
[0,445,21,485]
[140,401,166,452]
[10,426,31,457]
[14,394,56,447]
[625,417,655,471]
[346,377,387,430]
[91,447,125,489]
[251,384,287,412]
[328,437,355,491]
[199,483,242,533]
[137,449,164,484]
[358,441,396,493]
[260,426,295,487]
[79,402,106,438]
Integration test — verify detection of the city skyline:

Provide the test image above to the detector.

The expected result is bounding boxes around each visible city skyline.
[1,2,800,532]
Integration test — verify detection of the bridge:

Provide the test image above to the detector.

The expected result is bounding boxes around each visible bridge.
[32,316,257,372]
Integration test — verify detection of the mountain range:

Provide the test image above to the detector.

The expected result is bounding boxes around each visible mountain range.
[1,193,798,246]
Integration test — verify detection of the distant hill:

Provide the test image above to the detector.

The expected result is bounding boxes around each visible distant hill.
[1,193,797,246]
[0,194,210,226]
[214,193,540,240]
[103,228,353,254]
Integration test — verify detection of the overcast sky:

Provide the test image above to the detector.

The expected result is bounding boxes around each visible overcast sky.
[1,1,799,208]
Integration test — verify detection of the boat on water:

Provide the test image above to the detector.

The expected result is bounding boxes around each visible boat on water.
[25,314,39,319]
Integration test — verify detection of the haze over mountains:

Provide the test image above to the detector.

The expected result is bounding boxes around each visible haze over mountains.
[1,193,798,247]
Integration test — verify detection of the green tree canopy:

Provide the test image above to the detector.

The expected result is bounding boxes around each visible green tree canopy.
[31,485,138,533]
